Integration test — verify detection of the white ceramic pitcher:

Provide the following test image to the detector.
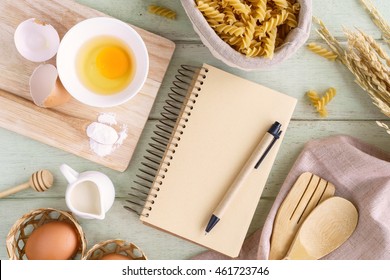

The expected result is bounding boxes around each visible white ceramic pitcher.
[60,163,115,220]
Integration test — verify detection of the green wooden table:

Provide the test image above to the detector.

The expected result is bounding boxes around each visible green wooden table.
[1,0,389,260]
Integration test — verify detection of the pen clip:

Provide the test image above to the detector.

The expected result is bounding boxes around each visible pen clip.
[254,130,282,169]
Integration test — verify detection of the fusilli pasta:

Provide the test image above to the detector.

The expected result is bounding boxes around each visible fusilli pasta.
[214,23,245,36]
[263,27,277,58]
[225,0,251,16]
[306,87,337,118]
[272,0,289,9]
[306,90,320,104]
[224,5,236,24]
[285,7,298,29]
[148,5,176,20]
[257,10,288,36]
[242,16,257,49]
[248,0,267,22]
[307,42,338,61]
[194,0,300,58]
[317,87,336,108]
[196,1,225,23]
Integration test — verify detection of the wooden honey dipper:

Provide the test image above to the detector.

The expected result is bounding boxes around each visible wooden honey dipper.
[0,170,54,198]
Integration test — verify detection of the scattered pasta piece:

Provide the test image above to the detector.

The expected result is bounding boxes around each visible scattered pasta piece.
[148,5,176,20]
[306,42,338,61]
[306,90,320,105]
[195,0,300,58]
[318,87,336,108]
[306,87,336,118]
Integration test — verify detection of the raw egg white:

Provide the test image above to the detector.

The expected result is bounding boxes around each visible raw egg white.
[14,18,60,62]
[76,35,135,95]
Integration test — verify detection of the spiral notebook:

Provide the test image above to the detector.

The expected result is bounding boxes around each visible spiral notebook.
[125,64,297,257]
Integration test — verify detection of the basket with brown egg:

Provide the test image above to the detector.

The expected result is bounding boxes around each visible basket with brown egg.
[181,0,312,70]
[83,239,147,260]
[6,208,87,260]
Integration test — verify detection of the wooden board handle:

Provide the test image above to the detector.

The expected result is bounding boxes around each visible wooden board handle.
[0,89,89,131]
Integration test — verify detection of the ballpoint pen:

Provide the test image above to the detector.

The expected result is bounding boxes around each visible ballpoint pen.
[205,121,282,234]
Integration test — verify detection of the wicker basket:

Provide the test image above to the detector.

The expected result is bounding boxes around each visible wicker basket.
[83,239,147,260]
[6,208,87,260]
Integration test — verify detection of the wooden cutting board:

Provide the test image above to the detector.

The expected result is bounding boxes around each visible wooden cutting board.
[0,0,175,172]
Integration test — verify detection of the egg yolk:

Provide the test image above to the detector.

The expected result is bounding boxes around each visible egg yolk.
[96,46,129,79]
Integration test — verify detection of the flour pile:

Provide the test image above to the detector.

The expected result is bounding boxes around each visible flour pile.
[86,113,128,157]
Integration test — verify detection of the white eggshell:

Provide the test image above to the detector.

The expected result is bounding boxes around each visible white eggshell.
[29,64,71,108]
[14,18,60,62]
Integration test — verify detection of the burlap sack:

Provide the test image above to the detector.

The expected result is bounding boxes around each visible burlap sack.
[180,0,312,71]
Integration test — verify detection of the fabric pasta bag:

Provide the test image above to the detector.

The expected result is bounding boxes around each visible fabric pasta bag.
[180,0,312,70]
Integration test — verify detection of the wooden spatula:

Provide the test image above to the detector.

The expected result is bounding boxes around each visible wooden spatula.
[268,172,336,260]
[284,196,358,260]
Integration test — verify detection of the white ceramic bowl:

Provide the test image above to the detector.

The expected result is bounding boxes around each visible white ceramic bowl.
[57,17,149,107]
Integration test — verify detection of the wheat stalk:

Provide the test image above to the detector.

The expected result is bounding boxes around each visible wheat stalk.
[376,121,390,134]
[315,18,390,119]
[360,0,390,45]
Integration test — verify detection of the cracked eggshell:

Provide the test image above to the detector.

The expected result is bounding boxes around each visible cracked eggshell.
[14,18,60,62]
[29,64,71,108]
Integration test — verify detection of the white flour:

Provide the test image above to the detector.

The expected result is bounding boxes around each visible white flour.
[89,139,113,157]
[86,122,118,145]
[86,113,128,157]
[97,112,117,126]
[115,125,128,146]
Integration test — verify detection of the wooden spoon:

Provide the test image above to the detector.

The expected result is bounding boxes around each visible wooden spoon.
[283,196,358,260]
[0,170,54,198]
[269,172,335,260]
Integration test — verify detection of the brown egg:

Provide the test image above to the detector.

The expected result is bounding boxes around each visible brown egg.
[100,253,131,260]
[25,221,79,260]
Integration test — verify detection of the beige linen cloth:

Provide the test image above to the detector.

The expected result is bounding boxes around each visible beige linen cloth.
[193,135,390,260]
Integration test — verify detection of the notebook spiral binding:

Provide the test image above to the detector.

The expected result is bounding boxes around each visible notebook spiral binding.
[124,64,209,217]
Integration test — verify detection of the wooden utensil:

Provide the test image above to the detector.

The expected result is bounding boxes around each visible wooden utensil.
[0,90,132,145]
[284,196,358,260]
[269,172,336,260]
[0,170,53,198]
[0,89,92,130]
